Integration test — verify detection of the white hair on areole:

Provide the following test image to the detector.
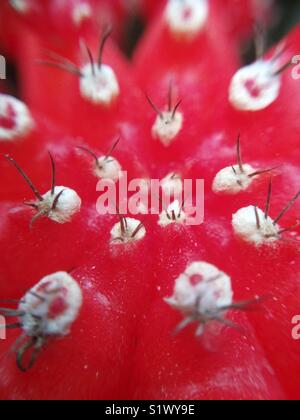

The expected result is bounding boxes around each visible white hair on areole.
[213,164,256,194]
[80,63,120,105]
[111,217,146,244]
[166,262,233,336]
[229,60,281,111]
[0,94,34,141]
[161,173,183,196]
[94,156,122,182]
[19,272,83,337]
[232,206,280,245]
[40,187,82,223]
[158,200,187,227]
[72,2,92,26]
[152,110,183,147]
[165,0,209,38]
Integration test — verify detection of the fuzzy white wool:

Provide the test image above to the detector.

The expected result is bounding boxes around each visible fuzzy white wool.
[133,179,151,214]
[19,272,83,336]
[41,187,82,223]
[94,156,122,182]
[213,164,255,194]
[9,0,29,14]
[159,200,186,226]
[0,94,34,141]
[72,2,92,26]
[111,218,146,243]
[152,111,183,147]
[80,63,120,105]
[232,206,280,245]
[161,173,183,196]
[165,0,209,37]
[229,60,281,111]
[166,262,233,317]
[136,178,151,194]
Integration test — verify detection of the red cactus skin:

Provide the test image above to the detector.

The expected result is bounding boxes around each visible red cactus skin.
[132,1,241,172]
[0,219,156,399]
[130,308,286,400]
[195,213,300,399]
[126,221,286,400]
[1,0,300,401]
[133,2,240,88]
[229,238,300,399]
[215,0,274,42]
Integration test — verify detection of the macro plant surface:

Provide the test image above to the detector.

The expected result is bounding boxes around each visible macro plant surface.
[0,0,300,401]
